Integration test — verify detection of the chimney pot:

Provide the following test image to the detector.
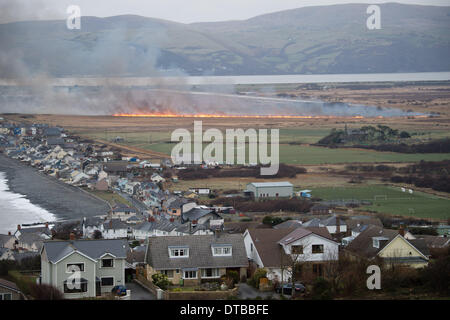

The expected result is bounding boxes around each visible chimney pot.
[169,217,175,223]
[8,231,11,236]
[399,224,405,237]
[45,222,49,228]
[17,224,21,230]
[69,233,76,240]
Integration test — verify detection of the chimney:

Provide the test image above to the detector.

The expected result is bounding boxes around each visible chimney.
[336,216,340,235]
[17,224,21,231]
[148,216,155,222]
[399,224,405,237]
[169,217,175,223]
[45,222,49,229]
[69,233,76,240]
[8,231,11,236]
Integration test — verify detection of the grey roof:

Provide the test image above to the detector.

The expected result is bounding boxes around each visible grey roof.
[248,181,293,188]
[0,234,15,247]
[133,219,180,233]
[302,218,321,228]
[17,226,51,236]
[42,239,128,263]
[321,215,346,227]
[82,216,105,228]
[103,219,129,230]
[273,220,303,229]
[182,207,220,222]
[146,233,248,270]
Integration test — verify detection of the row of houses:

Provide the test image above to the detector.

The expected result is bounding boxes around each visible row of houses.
[36,213,449,299]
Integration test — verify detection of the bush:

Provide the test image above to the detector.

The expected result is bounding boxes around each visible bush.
[310,277,333,300]
[226,270,239,285]
[151,273,171,290]
[420,255,450,295]
[29,283,64,300]
[248,269,267,289]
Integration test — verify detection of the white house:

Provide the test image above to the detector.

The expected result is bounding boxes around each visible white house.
[244,227,339,282]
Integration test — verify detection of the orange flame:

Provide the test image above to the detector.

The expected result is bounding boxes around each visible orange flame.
[112,113,366,119]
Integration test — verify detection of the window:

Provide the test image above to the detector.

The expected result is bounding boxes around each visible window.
[162,270,174,278]
[291,245,303,254]
[313,264,323,276]
[66,263,84,272]
[169,248,189,258]
[250,243,253,252]
[184,270,197,279]
[101,258,114,268]
[172,209,177,213]
[202,268,220,278]
[101,277,114,286]
[212,246,232,256]
[0,293,12,300]
[64,282,88,293]
[312,245,324,254]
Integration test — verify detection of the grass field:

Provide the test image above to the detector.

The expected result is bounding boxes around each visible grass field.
[85,189,131,207]
[129,141,450,165]
[311,185,450,220]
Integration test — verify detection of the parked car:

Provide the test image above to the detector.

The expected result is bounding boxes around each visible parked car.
[275,282,305,295]
[111,285,127,296]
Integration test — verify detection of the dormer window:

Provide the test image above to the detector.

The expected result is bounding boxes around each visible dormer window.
[212,244,232,256]
[169,246,189,258]
[373,239,380,248]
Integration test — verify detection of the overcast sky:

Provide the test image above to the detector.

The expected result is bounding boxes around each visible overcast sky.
[1,0,450,24]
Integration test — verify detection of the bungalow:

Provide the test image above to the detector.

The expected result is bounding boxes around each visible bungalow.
[144,233,248,286]
[0,278,25,300]
[345,225,430,268]
[81,217,106,238]
[102,219,131,239]
[111,203,137,221]
[40,239,128,299]
[182,206,222,225]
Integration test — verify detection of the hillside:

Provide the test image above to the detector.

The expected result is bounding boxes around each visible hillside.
[0,3,449,77]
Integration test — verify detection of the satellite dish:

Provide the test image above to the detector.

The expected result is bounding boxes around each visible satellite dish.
[408,189,413,194]
[401,187,406,192]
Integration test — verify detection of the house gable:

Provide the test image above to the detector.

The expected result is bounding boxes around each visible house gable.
[377,235,429,261]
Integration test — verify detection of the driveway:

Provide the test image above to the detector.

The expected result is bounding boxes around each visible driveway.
[237,283,280,300]
[127,281,156,300]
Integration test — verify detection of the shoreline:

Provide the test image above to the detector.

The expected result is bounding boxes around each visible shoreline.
[0,153,110,222]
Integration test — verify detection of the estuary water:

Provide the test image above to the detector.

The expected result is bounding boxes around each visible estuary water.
[0,172,55,234]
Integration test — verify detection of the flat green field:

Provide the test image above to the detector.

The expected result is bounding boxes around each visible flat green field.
[311,185,450,220]
[76,128,450,165]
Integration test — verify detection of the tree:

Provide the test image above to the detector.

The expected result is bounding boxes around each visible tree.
[92,230,103,239]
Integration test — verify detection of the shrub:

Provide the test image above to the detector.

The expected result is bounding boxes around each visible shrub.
[226,270,239,285]
[248,269,267,289]
[151,273,171,290]
[29,283,64,300]
[310,277,333,300]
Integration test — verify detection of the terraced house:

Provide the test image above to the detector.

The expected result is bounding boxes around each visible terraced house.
[40,239,128,299]
[144,233,248,286]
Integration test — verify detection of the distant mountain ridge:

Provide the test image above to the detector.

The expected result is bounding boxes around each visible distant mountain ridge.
[0,3,449,77]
